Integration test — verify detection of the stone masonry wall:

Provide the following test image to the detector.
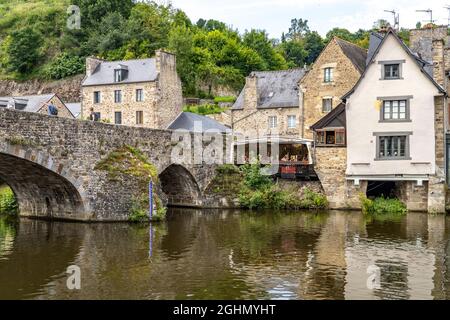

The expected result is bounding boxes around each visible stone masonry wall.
[36,95,74,119]
[300,39,363,140]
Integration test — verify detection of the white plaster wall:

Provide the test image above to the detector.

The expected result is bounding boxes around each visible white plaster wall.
[346,34,441,176]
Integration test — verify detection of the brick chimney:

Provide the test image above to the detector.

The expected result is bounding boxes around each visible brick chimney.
[86,57,102,76]
[244,73,258,110]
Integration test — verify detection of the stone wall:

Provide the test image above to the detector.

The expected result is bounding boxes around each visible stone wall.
[0,75,83,104]
[36,95,74,119]
[428,95,447,213]
[409,26,448,63]
[396,181,429,212]
[300,39,363,140]
[314,147,352,208]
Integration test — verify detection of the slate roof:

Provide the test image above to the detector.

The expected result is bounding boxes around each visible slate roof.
[310,103,346,130]
[232,68,306,110]
[82,58,158,86]
[0,94,55,112]
[335,38,367,74]
[66,102,81,118]
[167,112,231,133]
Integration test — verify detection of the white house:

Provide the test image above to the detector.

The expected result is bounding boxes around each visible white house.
[343,29,447,212]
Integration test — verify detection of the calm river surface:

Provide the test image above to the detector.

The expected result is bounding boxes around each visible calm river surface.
[1,209,450,300]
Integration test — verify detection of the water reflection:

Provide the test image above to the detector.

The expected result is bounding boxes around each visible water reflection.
[1,210,450,300]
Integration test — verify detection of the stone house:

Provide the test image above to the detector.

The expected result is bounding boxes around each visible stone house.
[342,28,447,213]
[81,50,183,129]
[0,93,74,118]
[300,37,367,140]
[231,68,306,138]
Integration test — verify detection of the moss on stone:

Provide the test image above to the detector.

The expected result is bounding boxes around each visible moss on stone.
[5,136,37,147]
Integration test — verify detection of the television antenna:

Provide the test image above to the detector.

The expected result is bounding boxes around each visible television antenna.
[445,5,450,27]
[384,10,399,30]
[416,9,435,24]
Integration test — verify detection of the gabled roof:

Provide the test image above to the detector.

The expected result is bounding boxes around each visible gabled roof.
[82,58,158,86]
[66,102,81,118]
[0,94,55,112]
[311,103,346,130]
[342,28,446,100]
[334,38,368,74]
[167,112,231,133]
[232,68,306,110]
[366,32,383,66]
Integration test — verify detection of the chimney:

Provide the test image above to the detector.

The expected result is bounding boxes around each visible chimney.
[432,39,445,89]
[155,49,177,74]
[410,25,447,63]
[243,74,258,110]
[86,57,102,76]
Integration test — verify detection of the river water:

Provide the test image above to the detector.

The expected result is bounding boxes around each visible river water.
[1,209,450,300]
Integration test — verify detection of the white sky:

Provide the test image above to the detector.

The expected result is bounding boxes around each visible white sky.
[168,0,450,38]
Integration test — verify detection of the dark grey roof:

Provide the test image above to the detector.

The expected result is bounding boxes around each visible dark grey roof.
[0,94,55,112]
[167,112,231,133]
[343,29,446,100]
[232,68,306,110]
[366,32,383,66]
[82,58,157,86]
[66,102,81,118]
[311,103,346,130]
[335,38,367,74]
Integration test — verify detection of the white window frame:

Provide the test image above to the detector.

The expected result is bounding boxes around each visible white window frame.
[268,116,277,129]
[287,115,296,128]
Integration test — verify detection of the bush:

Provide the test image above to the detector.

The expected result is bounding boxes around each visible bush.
[214,96,236,103]
[129,196,167,223]
[359,193,407,215]
[44,53,85,80]
[0,186,18,216]
[183,104,228,115]
[240,162,273,190]
[6,27,43,74]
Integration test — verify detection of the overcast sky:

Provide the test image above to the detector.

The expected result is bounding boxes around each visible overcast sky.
[168,0,450,38]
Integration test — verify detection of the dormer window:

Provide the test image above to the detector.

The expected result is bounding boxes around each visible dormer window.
[114,64,128,82]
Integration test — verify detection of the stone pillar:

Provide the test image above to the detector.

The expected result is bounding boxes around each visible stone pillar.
[428,96,446,213]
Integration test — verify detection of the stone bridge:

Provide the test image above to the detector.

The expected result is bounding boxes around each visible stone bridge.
[0,108,228,221]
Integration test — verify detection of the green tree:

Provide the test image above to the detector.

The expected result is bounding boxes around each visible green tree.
[73,0,134,29]
[304,31,324,65]
[287,18,310,40]
[243,29,287,70]
[325,27,354,43]
[6,27,42,74]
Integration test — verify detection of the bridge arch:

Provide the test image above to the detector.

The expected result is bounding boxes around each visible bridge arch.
[0,145,87,220]
[159,164,202,207]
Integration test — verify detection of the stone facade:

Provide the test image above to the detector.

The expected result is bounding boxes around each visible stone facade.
[36,95,74,119]
[81,50,182,129]
[300,38,365,140]
[0,108,227,221]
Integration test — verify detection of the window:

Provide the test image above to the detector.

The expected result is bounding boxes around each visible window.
[324,68,333,83]
[316,129,345,146]
[268,116,277,129]
[322,98,333,113]
[287,115,296,128]
[136,89,144,102]
[375,134,411,160]
[114,90,122,103]
[382,100,407,120]
[93,112,101,122]
[114,111,122,125]
[94,91,101,104]
[114,70,122,82]
[384,64,400,79]
[136,111,144,125]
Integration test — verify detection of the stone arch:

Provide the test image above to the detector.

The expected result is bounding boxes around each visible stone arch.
[159,164,202,207]
[0,144,87,220]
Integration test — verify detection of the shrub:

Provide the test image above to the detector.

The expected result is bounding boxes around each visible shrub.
[129,196,166,223]
[182,104,228,115]
[240,162,273,190]
[44,53,85,80]
[360,193,407,215]
[0,186,18,216]
[214,96,236,103]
